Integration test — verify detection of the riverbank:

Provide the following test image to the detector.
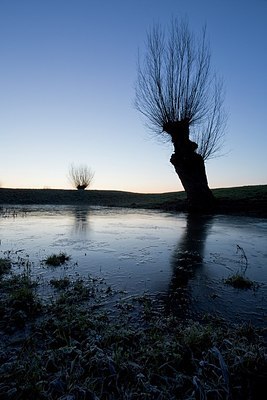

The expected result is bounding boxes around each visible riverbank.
[1,184,267,217]
[0,264,265,399]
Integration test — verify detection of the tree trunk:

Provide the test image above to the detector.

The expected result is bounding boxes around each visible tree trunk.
[163,121,215,211]
[77,185,86,190]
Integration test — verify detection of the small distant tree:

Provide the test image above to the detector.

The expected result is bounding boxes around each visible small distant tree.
[68,164,94,190]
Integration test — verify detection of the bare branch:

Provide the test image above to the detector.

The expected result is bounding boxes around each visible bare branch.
[192,78,227,160]
[135,18,226,159]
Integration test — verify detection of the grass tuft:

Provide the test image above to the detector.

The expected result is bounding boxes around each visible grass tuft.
[50,276,71,289]
[45,252,70,266]
[0,258,11,276]
[224,245,258,290]
[224,273,255,289]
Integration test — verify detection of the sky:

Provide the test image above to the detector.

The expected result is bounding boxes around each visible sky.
[0,0,266,193]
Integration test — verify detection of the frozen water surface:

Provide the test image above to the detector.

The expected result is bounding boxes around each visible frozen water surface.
[0,205,266,328]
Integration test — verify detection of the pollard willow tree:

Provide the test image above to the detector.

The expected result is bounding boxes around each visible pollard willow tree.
[135,19,226,211]
[69,164,94,190]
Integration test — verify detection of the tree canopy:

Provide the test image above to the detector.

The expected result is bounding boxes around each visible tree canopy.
[68,164,94,190]
[135,19,226,160]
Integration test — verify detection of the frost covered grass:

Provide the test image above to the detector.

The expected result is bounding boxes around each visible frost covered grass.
[45,252,70,267]
[0,258,11,275]
[224,245,259,290]
[224,273,255,289]
[0,257,266,399]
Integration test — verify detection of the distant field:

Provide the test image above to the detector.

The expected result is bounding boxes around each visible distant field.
[0,185,267,217]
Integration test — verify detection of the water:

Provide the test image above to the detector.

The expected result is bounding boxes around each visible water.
[0,205,266,328]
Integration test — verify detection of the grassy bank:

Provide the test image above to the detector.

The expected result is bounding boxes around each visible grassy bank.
[0,259,265,400]
[0,184,267,216]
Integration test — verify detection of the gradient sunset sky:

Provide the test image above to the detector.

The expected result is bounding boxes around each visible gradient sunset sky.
[0,0,266,193]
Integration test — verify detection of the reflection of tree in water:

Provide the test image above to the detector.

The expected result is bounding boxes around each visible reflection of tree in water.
[165,214,213,317]
[71,206,91,236]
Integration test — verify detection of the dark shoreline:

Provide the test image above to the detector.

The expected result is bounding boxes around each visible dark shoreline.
[1,185,267,217]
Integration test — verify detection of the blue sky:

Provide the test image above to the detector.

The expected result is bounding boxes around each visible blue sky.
[0,0,266,192]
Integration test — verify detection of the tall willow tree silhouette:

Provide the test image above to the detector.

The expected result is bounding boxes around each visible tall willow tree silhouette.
[135,19,226,211]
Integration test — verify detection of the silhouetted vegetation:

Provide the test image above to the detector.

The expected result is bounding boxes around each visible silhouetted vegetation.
[45,252,70,266]
[68,163,94,190]
[224,245,259,289]
[0,258,11,276]
[135,18,226,211]
[0,185,267,216]
[224,273,255,289]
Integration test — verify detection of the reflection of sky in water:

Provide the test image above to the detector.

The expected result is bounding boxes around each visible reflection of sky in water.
[0,205,266,328]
